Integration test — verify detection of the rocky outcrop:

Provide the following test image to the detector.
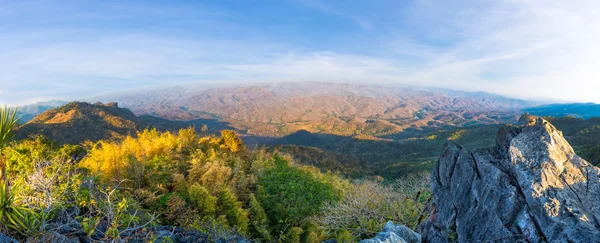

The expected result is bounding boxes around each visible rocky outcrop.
[360,221,421,243]
[419,117,600,242]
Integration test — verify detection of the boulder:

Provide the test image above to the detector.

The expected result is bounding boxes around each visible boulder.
[418,117,600,242]
[360,221,421,243]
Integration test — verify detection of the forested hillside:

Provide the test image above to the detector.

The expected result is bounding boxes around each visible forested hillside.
[0,105,430,242]
[15,102,600,180]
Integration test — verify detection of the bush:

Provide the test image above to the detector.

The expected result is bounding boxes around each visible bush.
[319,173,431,239]
[257,156,342,237]
[283,227,303,243]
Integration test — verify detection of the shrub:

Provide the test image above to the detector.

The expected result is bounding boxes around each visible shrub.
[0,181,38,236]
[283,227,303,243]
[319,173,431,239]
[257,156,341,237]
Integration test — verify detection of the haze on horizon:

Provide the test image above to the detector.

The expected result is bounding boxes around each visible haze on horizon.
[1,0,599,106]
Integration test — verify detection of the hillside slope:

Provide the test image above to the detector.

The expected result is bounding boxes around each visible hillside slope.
[16,102,190,144]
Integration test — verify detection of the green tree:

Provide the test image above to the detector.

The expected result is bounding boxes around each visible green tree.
[257,156,341,234]
[188,183,217,217]
[248,194,270,241]
[218,187,249,234]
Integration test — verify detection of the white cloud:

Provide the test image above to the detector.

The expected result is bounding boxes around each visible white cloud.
[3,0,600,104]
[379,0,600,102]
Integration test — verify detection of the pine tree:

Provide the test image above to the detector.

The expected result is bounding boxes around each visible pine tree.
[248,194,270,241]
[188,183,217,217]
[218,187,249,234]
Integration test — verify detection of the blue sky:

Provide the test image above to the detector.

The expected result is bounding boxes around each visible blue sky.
[1,0,599,105]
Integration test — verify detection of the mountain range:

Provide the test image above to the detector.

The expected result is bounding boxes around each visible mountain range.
[524,102,600,118]
[94,82,534,138]
[13,82,600,178]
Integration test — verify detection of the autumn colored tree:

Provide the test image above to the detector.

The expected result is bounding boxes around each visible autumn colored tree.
[220,130,243,153]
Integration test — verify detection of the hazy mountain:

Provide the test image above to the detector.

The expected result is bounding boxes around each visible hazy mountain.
[524,102,600,119]
[14,100,68,123]
[98,82,534,137]
[411,86,539,107]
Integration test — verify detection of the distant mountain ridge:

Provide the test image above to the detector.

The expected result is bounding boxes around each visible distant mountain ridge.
[97,82,534,137]
[14,100,68,123]
[15,96,600,180]
[524,102,600,119]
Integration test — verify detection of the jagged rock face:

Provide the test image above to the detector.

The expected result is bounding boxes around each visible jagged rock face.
[418,118,600,242]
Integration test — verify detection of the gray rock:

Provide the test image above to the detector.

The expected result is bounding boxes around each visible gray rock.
[360,221,421,243]
[418,117,600,242]
[0,234,18,243]
[39,232,71,243]
[215,235,252,243]
[127,226,210,243]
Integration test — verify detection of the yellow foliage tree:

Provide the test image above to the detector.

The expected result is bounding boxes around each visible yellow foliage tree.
[80,127,199,186]
[220,130,243,153]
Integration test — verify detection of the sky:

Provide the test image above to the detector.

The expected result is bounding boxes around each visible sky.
[1,0,600,106]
